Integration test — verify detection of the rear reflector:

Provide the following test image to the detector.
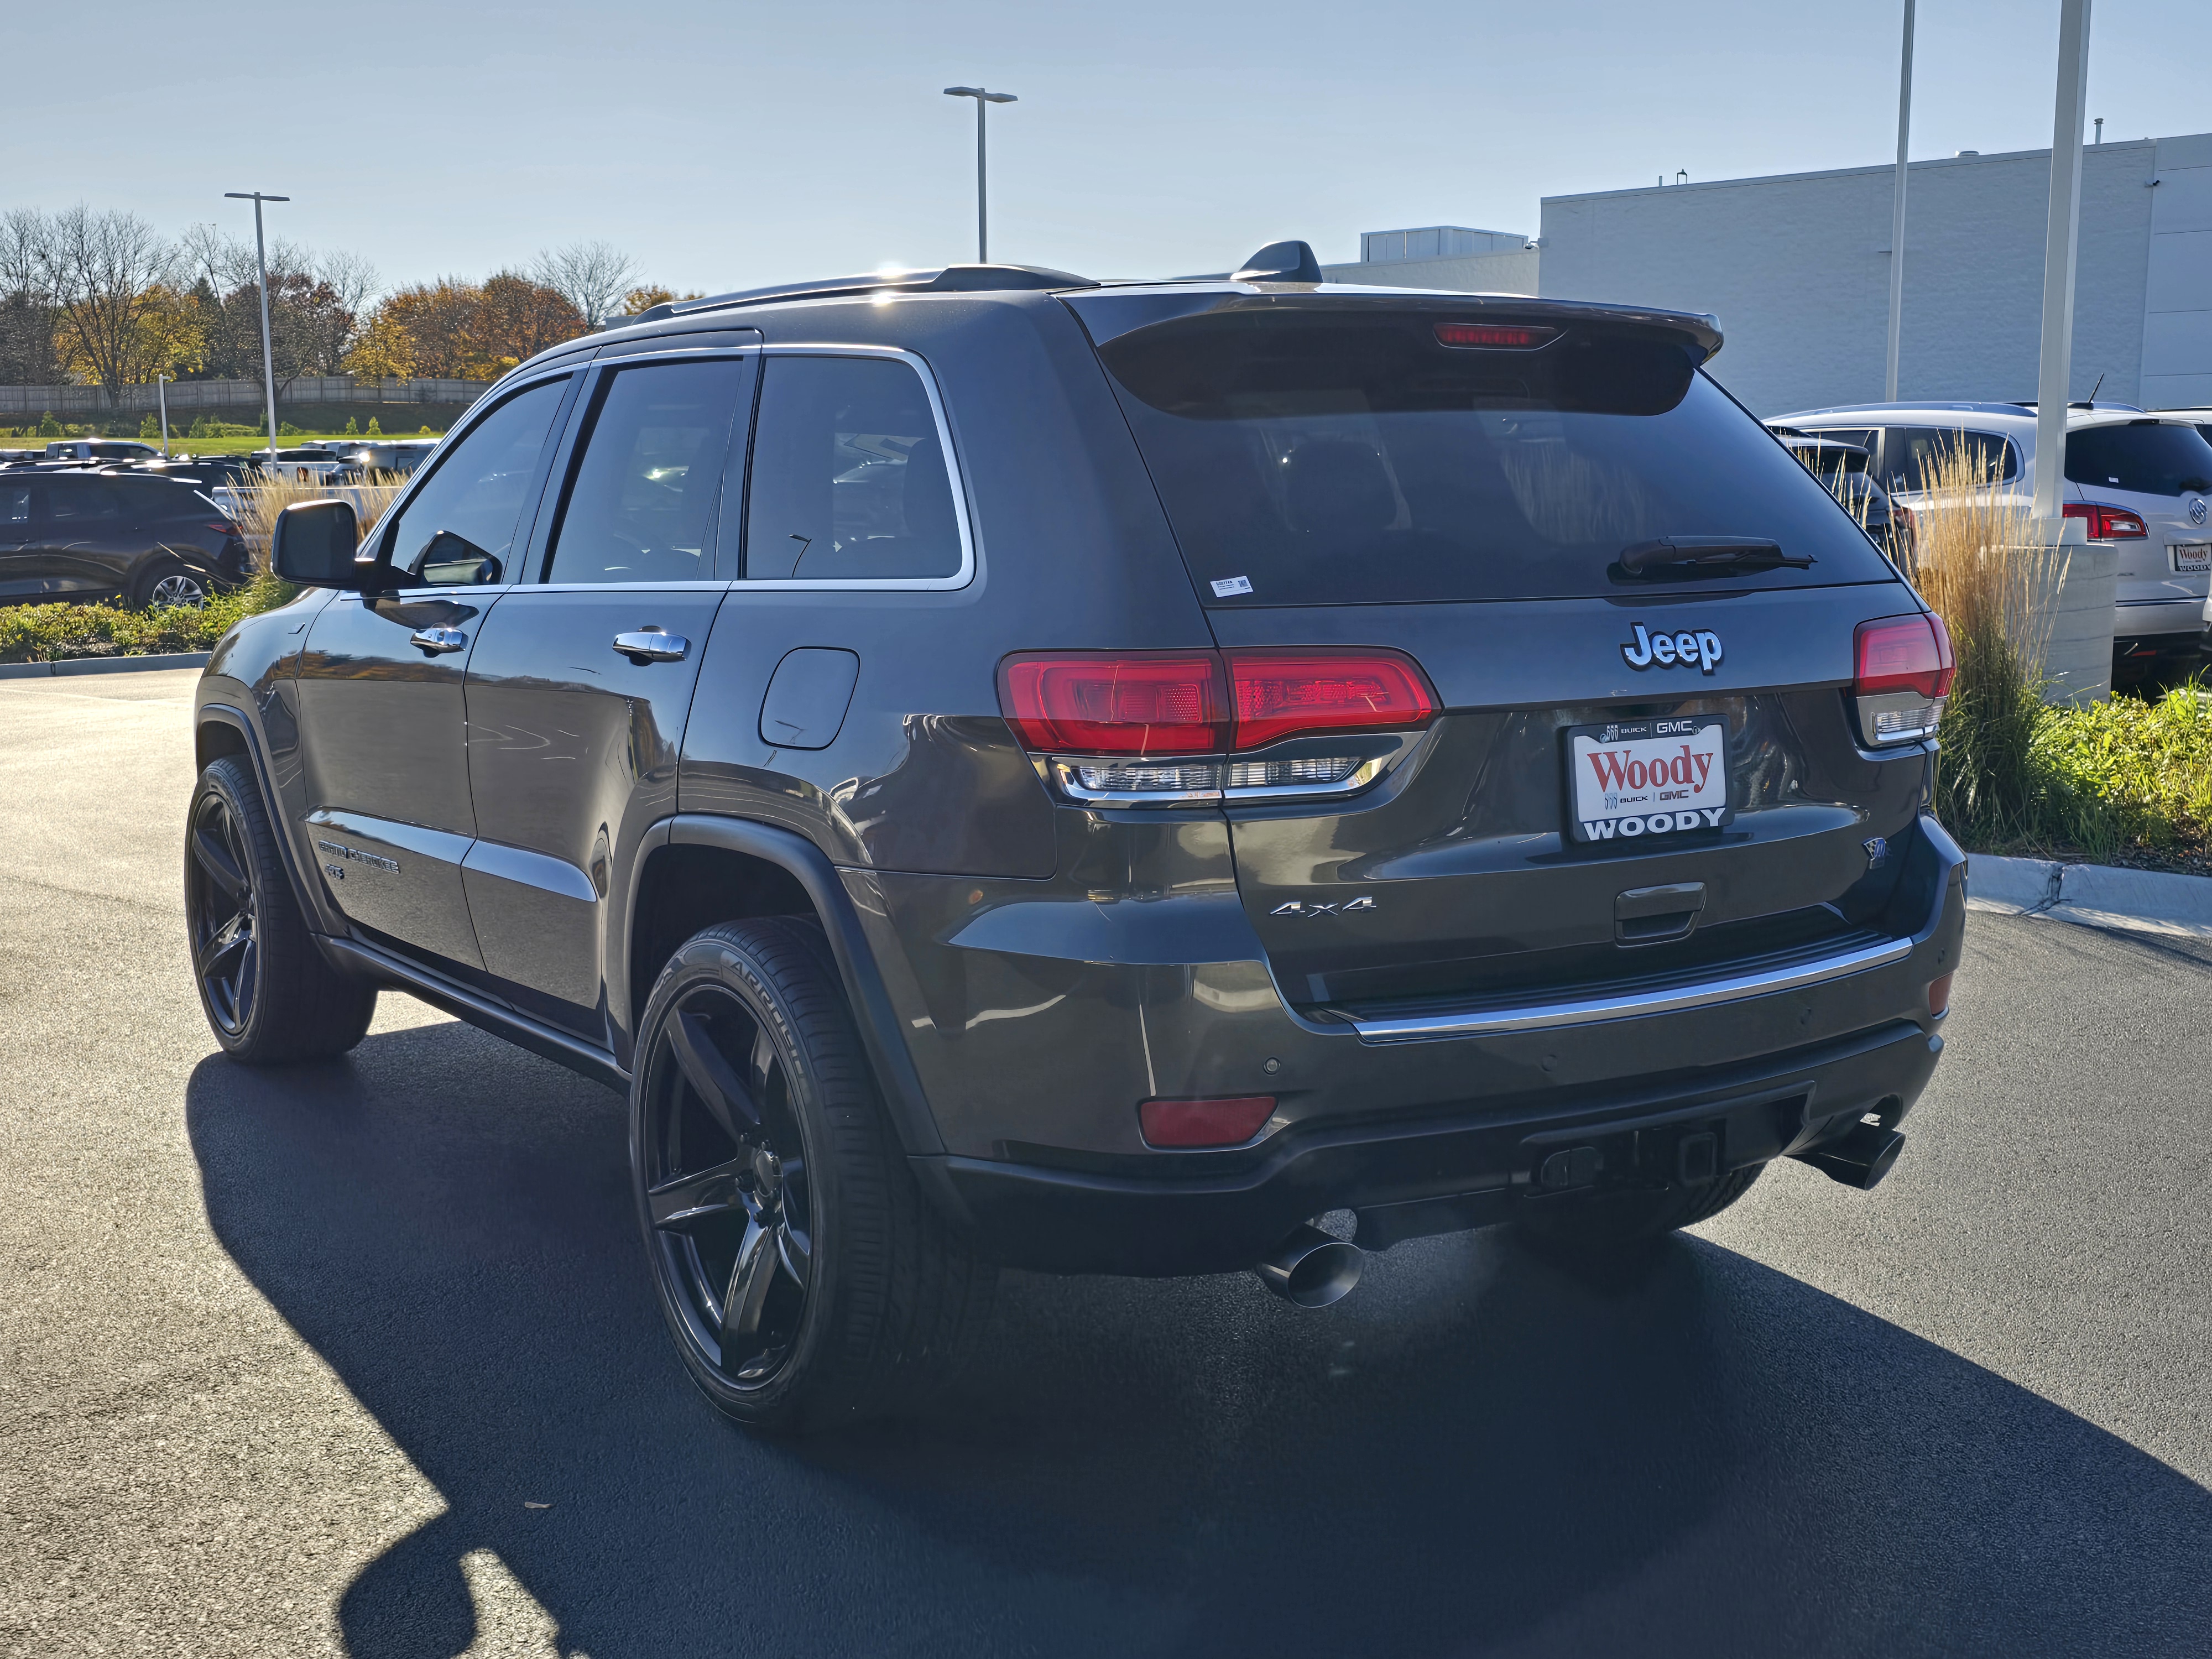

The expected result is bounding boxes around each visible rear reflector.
[1001,648,1435,757]
[1433,322,1558,349]
[1927,973,1954,1016]
[999,653,1229,755]
[1139,1095,1276,1149]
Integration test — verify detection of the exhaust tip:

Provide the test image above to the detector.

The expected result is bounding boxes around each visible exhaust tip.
[1254,1223,1363,1308]
[1793,1121,1907,1191]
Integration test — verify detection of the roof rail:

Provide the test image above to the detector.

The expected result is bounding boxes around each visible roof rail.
[629,263,1097,325]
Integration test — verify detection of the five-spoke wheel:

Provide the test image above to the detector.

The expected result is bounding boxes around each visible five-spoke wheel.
[638,982,815,1388]
[184,755,376,1063]
[188,787,259,1035]
[630,918,995,1433]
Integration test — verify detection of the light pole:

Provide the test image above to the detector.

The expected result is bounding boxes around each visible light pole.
[1884,0,1916,402]
[156,373,170,459]
[2031,0,2093,533]
[942,86,1016,262]
[223,190,289,469]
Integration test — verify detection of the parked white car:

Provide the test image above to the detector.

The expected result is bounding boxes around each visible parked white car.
[1770,400,2212,684]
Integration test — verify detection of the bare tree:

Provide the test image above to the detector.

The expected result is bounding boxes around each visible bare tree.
[38,206,179,398]
[531,240,640,330]
[0,209,64,384]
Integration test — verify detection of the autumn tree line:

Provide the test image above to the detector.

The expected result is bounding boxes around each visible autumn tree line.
[0,205,697,399]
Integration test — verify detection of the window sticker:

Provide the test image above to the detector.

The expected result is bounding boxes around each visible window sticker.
[1211,575,1254,597]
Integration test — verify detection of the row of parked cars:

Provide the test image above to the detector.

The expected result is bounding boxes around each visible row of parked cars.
[0,436,439,608]
[1766,400,2212,686]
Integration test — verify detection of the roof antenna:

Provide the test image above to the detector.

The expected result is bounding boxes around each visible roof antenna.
[1676,169,1689,185]
[2086,371,2105,404]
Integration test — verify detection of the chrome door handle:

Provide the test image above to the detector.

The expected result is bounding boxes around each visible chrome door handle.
[410,627,467,655]
[613,630,688,664]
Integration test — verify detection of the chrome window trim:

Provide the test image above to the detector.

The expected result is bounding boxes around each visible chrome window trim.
[1346,935,1913,1043]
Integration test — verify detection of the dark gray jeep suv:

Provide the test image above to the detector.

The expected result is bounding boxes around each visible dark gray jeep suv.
[185,247,1966,1432]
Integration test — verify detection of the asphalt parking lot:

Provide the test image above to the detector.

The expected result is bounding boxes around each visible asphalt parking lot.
[4,667,2210,1658]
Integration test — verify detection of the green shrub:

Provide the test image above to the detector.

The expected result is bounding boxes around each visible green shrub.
[366,416,382,435]
[343,416,359,435]
[36,411,61,436]
[0,573,299,664]
[278,420,300,437]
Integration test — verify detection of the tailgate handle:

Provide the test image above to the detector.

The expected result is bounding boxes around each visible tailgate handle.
[1615,882,1706,945]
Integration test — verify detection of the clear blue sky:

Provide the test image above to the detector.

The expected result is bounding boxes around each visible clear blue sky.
[13,0,2209,296]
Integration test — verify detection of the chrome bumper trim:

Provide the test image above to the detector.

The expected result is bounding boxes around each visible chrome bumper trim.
[1346,935,1915,1042]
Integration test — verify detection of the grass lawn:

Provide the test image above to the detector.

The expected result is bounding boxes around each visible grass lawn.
[145,429,445,455]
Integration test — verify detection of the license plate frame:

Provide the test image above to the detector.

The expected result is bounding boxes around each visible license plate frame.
[2172,542,2210,575]
[1564,714,1733,846]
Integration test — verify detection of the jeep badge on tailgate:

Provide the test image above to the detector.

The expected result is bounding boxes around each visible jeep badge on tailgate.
[1622,623,1724,674]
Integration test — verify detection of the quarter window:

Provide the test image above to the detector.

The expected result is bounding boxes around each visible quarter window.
[743,356,962,581]
[544,358,750,585]
[1884,427,2020,493]
[381,375,568,586]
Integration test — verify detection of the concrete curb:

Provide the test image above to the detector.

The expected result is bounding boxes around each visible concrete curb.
[1968,852,2212,942]
[0,653,210,681]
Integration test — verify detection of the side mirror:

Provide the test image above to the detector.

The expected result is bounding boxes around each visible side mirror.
[271,498,362,587]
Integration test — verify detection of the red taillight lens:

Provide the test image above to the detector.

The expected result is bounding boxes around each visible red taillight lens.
[206,521,238,535]
[2063,502,2148,540]
[1225,649,1438,748]
[998,653,1230,755]
[1138,1095,1276,1149]
[1433,322,1558,349]
[1854,612,1955,698]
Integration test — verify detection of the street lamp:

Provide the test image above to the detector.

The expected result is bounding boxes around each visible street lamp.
[942,86,1017,263]
[222,190,289,470]
[156,373,170,459]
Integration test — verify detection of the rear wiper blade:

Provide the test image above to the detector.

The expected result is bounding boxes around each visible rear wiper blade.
[1615,536,1813,578]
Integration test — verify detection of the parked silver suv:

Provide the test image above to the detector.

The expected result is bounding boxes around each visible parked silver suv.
[1772,401,2212,683]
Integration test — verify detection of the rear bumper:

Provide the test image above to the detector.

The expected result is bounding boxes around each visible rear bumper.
[912,1017,1943,1275]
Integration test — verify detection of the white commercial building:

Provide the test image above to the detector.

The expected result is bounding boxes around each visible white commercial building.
[1331,133,2212,418]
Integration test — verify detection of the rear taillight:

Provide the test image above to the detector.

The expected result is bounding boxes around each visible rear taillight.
[206,521,238,536]
[998,653,1229,755]
[2063,502,2148,540]
[1001,647,1437,804]
[1853,612,1954,746]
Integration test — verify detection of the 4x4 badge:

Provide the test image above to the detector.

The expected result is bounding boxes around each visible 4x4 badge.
[1621,623,1723,674]
[1271,896,1376,918]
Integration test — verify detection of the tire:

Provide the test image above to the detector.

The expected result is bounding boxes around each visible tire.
[186,756,377,1063]
[630,917,995,1434]
[1516,1162,1765,1254]
[133,557,210,609]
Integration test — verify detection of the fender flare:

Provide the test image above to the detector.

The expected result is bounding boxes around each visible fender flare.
[656,815,945,1157]
[195,701,323,925]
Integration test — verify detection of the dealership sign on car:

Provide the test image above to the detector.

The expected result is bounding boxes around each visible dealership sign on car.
[1567,716,1733,842]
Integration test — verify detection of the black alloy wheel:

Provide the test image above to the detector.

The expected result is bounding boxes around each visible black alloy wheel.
[630,919,995,1433]
[188,787,259,1035]
[638,980,815,1390]
[184,756,377,1064]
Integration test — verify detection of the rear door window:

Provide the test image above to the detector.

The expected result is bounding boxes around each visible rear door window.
[2063,421,2212,498]
[742,355,964,581]
[543,357,751,585]
[1091,311,1898,606]
[1883,427,2020,492]
[46,480,125,521]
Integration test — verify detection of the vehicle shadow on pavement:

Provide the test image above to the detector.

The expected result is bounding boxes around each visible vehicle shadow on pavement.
[187,1020,2212,1659]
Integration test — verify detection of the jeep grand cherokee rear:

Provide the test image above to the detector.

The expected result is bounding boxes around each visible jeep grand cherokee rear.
[891,289,1963,1291]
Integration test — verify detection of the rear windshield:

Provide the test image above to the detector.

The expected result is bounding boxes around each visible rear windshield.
[1093,312,1900,606]
[2063,421,2212,498]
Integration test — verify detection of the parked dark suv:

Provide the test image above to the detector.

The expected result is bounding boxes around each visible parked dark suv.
[185,247,1966,1432]
[2,471,247,606]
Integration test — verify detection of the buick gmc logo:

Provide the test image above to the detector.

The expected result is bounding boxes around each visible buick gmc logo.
[1622,623,1723,674]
